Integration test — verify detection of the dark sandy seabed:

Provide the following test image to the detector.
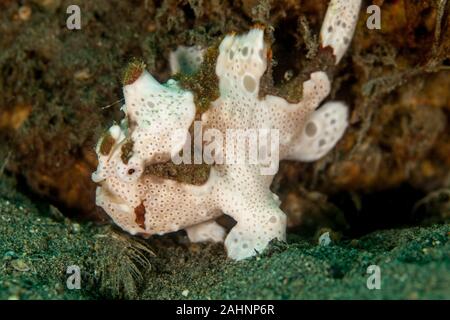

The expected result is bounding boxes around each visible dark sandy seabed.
[0,0,450,300]
[0,177,448,300]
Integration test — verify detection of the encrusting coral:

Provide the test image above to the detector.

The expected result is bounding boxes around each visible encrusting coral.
[92,0,362,260]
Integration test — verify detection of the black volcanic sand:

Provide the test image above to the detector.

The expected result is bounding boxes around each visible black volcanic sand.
[0,177,448,300]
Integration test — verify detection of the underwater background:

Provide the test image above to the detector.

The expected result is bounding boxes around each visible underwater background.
[0,0,449,299]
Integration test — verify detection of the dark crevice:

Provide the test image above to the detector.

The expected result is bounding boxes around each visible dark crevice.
[271,18,303,86]
[330,184,428,238]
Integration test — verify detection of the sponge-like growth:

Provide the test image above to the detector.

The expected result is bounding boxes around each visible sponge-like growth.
[286,101,349,162]
[122,72,195,165]
[92,0,361,260]
[320,0,362,64]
